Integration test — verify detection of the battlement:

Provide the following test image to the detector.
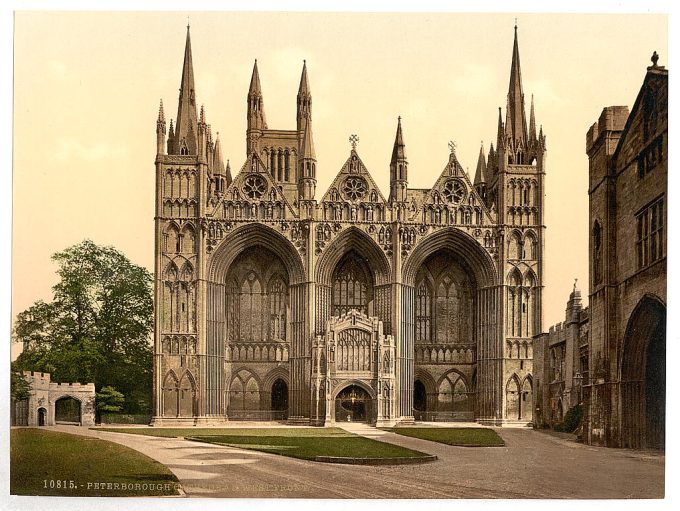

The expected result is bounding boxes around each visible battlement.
[549,322,565,334]
[586,106,629,153]
[23,371,51,382]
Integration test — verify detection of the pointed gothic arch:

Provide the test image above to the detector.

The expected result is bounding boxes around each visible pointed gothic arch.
[506,374,521,420]
[619,294,666,449]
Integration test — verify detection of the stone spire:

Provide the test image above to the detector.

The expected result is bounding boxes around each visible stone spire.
[474,142,487,185]
[297,60,312,133]
[504,24,528,155]
[529,93,536,142]
[173,25,198,155]
[225,159,233,186]
[247,59,267,130]
[496,106,504,150]
[298,113,317,201]
[247,59,267,154]
[300,115,316,160]
[389,116,408,203]
[213,132,225,175]
[156,99,166,155]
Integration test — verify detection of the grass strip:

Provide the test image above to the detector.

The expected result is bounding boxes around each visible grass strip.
[11,428,180,496]
[382,427,505,447]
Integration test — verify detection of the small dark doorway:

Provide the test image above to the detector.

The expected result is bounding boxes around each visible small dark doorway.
[271,378,289,419]
[38,407,47,426]
[335,385,372,423]
[414,380,427,419]
[55,397,81,425]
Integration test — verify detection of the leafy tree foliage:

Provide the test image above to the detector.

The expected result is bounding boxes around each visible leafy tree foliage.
[11,361,31,402]
[13,240,153,413]
[96,386,125,413]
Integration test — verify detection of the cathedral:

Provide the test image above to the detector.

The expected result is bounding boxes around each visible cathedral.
[152,25,546,426]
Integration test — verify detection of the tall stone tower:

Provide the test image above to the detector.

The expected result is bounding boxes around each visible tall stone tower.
[484,24,546,421]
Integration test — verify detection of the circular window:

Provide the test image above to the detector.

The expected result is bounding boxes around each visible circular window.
[243,175,267,199]
[442,179,466,204]
[342,176,368,201]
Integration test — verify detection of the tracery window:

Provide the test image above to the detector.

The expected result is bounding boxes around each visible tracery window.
[436,275,459,343]
[414,253,472,344]
[225,247,289,342]
[415,281,432,341]
[332,252,373,316]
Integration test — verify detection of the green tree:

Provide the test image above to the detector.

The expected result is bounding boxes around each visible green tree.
[10,361,31,402]
[96,386,125,414]
[13,240,153,413]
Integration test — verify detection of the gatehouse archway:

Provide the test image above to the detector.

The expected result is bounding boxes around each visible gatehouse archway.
[620,295,666,450]
[55,396,81,425]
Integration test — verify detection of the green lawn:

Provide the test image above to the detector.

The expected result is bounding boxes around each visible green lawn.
[98,427,433,463]
[11,428,180,496]
[382,427,505,447]
[97,426,352,438]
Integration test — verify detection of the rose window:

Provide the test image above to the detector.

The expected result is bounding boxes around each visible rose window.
[243,175,267,199]
[342,177,368,201]
[442,179,466,204]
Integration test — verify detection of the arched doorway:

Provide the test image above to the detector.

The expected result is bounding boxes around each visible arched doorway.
[271,378,289,419]
[55,397,81,425]
[335,385,373,423]
[521,377,533,421]
[621,296,666,450]
[506,377,520,420]
[38,407,47,426]
[413,380,427,419]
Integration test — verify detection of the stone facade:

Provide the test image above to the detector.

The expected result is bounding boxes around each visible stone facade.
[533,285,589,428]
[11,371,96,427]
[583,55,667,449]
[152,25,546,426]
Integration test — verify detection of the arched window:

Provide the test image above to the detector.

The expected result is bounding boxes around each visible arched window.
[593,221,602,285]
[415,281,432,341]
[268,275,287,341]
[240,272,263,341]
[331,252,373,316]
[225,247,290,343]
[436,275,459,343]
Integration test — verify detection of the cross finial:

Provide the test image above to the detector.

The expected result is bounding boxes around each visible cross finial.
[514,17,518,29]
[448,140,457,155]
[349,134,359,150]
[187,15,190,29]
[573,278,578,291]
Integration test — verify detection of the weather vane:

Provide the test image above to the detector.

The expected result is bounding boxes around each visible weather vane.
[349,134,359,150]
[448,140,457,155]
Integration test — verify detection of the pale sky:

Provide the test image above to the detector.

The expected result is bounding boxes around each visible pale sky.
[11,11,668,359]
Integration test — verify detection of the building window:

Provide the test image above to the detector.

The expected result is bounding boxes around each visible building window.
[593,221,602,285]
[415,281,432,341]
[637,136,663,178]
[636,197,664,269]
[331,252,373,316]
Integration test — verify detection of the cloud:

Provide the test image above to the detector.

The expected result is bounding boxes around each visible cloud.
[54,138,129,161]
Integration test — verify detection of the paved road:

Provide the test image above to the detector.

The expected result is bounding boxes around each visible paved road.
[51,424,664,499]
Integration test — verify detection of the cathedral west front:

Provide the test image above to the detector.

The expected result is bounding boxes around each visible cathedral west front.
[152,24,546,426]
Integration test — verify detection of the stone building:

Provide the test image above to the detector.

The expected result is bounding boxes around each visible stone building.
[152,25,546,426]
[583,54,667,449]
[11,371,96,427]
[533,284,589,428]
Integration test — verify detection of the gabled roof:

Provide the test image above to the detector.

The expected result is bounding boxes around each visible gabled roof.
[612,65,668,163]
[320,149,388,205]
[210,152,298,218]
[418,152,496,224]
